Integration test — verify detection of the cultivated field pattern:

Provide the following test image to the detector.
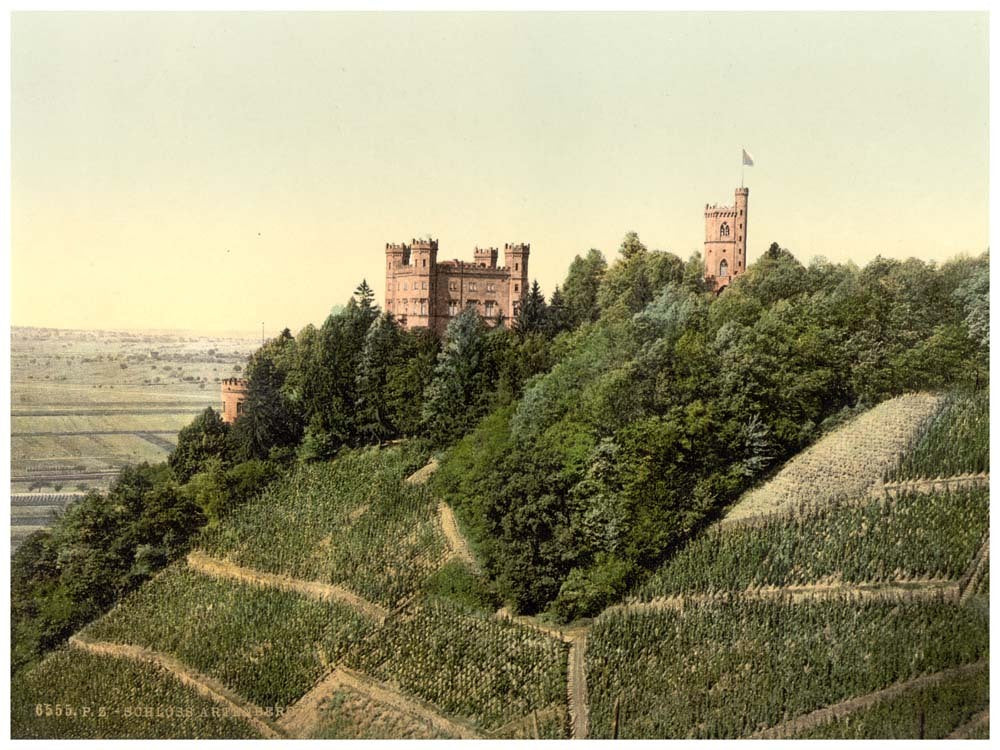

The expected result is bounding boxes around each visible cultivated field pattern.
[10,327,256,549]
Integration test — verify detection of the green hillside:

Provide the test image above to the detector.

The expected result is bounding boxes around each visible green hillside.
[11,246,989,739]
[11,393,990,738]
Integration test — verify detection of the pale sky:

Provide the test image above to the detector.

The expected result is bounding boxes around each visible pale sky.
[11,12,989,334]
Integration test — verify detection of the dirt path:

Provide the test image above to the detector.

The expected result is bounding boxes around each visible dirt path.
[69,634,283,739]
[279,666,479,739]
[493,608,588,644]
[959,539,989,604]
[612,579,959,616]
[405,458,439,485]
[488,703,566,739]
[879,473,989,498]
[946,709,989,739]
[186,551,388,622]
[567,633,589,739]
[437,502,481,573]
[749,661,988,739]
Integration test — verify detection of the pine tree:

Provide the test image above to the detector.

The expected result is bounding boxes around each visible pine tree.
[355,312,403,443]
[421,308,489,445]
[515,280,548,335]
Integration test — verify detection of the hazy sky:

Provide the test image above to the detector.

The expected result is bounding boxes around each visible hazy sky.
[11,12,989,334]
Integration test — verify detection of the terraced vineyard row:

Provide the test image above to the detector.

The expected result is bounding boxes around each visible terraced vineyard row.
[345,598,568,733]
[81,565,373,708]
[198,446,447,608]
[889,389,989,481]
[10,648,262,739]
[638,488,988,599]
[586,597,989,739]
[789,663,989,739]
[723,393,941,525]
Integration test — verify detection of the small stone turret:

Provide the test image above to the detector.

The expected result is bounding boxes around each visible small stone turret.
[221,378,248,424]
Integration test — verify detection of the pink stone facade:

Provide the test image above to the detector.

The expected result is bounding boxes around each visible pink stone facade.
[384,239,530,335]
[704,187,749,292]
[221,378,248,425]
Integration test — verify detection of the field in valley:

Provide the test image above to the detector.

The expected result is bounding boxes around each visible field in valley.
[10,327,257,550]
[10,389,990,739]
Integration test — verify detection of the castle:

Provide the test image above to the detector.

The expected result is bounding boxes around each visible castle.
[703,187,749,292]
[384,239,530,336]
[224,189,746,422]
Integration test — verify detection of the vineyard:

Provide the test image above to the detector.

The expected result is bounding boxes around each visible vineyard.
[198,446,448,608]
[302,687,455,739]
[344,598,569,734]
[722,392,941,524]
[790,663,989,739]
[80,564,372,708]
[638,488,988,599]
[889,389,989,481]
[10,648,261,739]
[586,597,989,739]
[10,389,990,740]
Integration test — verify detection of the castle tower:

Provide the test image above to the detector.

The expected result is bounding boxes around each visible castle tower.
[221,378,248,424]
[503,243,530,319]
[704,187,749,293]
[408,238,438,329]
[473,246,499,268]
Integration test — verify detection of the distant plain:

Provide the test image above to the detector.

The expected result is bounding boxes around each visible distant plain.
[10,327,257,549]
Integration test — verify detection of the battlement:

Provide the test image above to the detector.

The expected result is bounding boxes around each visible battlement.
[221,378,248,389]
[473,246,499,268]
[385,242,408,252]
[411,238,439,250]
[504,242,530,253]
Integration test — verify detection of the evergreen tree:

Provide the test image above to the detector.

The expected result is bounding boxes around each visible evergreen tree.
[355,312,404,443]
[515,280,548,335]
[421,308,491,445]
[547,285,570,335]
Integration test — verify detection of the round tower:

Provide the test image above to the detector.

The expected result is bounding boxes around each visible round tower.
[221,378,248,424]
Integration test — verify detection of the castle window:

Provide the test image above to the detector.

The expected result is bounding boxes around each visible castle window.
[720,223,730,238]
[449,300,459,316]
[449,281,458,291]
[422,259,427,268]
[236,401,244,415]
[467,299,478,309]
[515,263,519,271]
[485,301,496,317]
[403,282,408,291]
[719,259,729,278]
[420,301,427,315]
[486,282,496,293]
[469,282,477,292]
[422,281,427,290]
[514,283,519,292]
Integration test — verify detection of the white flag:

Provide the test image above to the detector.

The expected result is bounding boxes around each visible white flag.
[742,149,754,167]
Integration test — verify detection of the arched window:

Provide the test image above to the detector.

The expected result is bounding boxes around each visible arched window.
[720,222,730,238]
[719,259,729,278]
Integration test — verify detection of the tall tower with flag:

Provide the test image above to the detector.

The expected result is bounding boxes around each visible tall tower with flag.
[703,150,752,293]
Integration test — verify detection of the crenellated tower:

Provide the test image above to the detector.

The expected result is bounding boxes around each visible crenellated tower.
[503,242,530,319]
[704,187,748,292]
